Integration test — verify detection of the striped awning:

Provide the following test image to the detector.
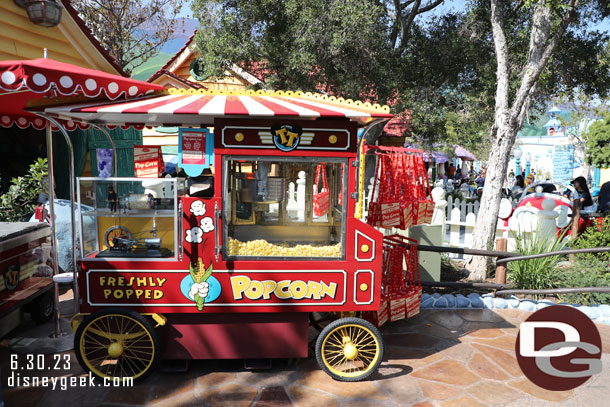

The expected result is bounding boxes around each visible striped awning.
[36,89,393,128]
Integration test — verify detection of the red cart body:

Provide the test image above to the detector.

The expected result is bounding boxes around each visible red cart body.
[77,118,384,359]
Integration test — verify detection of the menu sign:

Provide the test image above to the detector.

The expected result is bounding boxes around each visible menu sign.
[179,128,213,177]
[181,131,206,165]
[134,145,164,178]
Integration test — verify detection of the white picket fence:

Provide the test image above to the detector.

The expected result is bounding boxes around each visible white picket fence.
[363,178,533,256]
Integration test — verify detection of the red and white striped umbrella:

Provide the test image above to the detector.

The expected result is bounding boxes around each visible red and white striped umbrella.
[0,58,165,130]
[38,89,393,128]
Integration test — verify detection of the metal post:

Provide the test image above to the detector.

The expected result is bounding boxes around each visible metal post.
[45,124,63,337]
[515,157,521,177]
[354,118,389,219]
[495,237,507,284]
[570,199,581,262]
[39,114,79,313]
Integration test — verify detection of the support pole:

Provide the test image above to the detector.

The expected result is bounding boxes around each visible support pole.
[570,199,581,262]
[495,238,507,284]
[45,124,63,337]
[39,114,79,313]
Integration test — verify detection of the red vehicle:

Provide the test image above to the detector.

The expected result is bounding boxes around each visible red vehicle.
[41,90,417,382]
[505,181,594,233]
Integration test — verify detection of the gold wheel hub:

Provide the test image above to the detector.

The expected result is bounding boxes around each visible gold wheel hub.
[344,343,358,360]
[107,341,123,358]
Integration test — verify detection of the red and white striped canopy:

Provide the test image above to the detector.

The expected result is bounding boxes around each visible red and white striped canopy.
[38,89,393,127]
[0,58,165,130]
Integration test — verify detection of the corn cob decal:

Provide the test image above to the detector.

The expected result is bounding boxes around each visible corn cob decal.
[189,258,213,311]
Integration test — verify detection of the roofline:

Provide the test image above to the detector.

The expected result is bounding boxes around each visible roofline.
[146,30,263,86]
[146,30,199,82]
[61,0,128,77]
[150,69,207,89]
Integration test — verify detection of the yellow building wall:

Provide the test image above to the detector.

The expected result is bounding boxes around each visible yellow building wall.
[600,168,610,186]
[0,1,121,74]
[163,50,252,91]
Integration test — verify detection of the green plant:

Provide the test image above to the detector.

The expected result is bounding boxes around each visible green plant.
[0,158,48,222]
[508,228,567,296]
[555,258,610,305]
[572,217,610,262]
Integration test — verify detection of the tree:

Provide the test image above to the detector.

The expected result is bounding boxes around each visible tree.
[72,0,186,73]
[586,114,610,168]
[558,91,609,181]
[467,0,610,280]
[0,158,48,222]
[192,0,394,100]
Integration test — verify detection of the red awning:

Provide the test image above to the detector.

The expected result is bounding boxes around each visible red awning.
[38,89,393,128]
[0,58,165,130]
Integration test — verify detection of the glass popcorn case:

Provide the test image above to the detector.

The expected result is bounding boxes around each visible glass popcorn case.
[76,177,185,259]
[222,156,348,259]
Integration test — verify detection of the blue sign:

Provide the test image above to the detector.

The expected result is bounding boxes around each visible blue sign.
[178,128,214,177]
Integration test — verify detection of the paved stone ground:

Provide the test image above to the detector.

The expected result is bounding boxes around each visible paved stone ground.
[2,291,610,407]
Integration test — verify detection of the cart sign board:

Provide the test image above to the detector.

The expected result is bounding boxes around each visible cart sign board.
[134,145,164,178]
[85,269,347,310]
[179,128,214,176]
[217,119,358,152]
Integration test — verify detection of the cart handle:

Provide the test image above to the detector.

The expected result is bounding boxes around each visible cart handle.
[214,201,220,261]
[178,201,183,261]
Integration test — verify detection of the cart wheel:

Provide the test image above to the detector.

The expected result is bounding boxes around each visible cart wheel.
[315,317,383,382]
[30,291,54,323]
[104,226,132,249]
[74,308,160,382]
[309,311,360,332]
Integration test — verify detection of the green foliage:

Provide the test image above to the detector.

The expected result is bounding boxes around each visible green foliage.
[586,115,610,168]
[192,0,393,100]
[572,216,610,262]
[508,230,567,295]
[555,258,610,305]
[0,158,48,222]
[190,0,610,158]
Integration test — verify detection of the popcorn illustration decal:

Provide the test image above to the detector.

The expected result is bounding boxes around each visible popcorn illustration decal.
[190,200,206,217]
[188,258,215,311]
[185,226,203,244]
[201,217,215,233]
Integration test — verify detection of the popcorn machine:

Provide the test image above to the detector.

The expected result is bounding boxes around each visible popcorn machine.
[36,89,421,383]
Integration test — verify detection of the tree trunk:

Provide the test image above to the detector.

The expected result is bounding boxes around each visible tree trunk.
[467,117,519,280]
[466,0,579,280]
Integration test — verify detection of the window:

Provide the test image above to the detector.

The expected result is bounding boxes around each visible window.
[223,157,347,259]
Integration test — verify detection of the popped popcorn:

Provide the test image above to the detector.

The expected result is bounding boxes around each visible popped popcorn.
[227,238,341,257]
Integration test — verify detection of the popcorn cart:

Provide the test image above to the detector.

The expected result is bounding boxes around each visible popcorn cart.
[36,89,424,382]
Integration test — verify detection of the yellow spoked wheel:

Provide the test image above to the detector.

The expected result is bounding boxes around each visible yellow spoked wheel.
[74,308,160,382]
[315,317,384,382]
[103,226,131,249]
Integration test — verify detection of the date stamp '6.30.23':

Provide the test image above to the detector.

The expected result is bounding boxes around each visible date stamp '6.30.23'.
[5,354,133,391]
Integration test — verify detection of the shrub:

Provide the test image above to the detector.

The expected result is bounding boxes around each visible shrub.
[555,258,610,305]
[508,229,567,295]
[572,216,610,262]
[0,158,48,222]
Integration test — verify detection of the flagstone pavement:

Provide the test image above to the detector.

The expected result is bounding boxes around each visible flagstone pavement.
[2,293,610,407]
